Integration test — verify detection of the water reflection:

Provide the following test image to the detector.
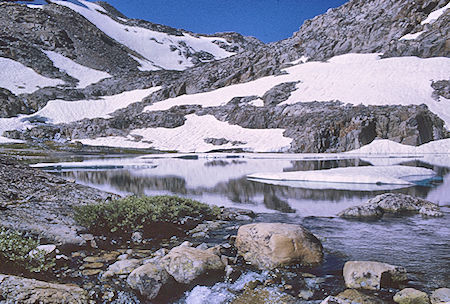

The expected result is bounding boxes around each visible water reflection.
[51,156,450,216]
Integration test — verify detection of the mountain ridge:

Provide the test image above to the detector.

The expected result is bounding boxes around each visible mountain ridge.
[0,0,449,152]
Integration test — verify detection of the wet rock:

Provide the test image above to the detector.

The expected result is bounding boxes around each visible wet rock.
[337,289,386,304]
[102,259,141,279]
[235,223,323,269]
[161,244,225,284]
[343,261,408,290]
[321,295,352,304]
[338,194,443,219]
[298,289,314,300]
[232,286,298,304]
[0,274,88,303]
[127,262,170,301]
[82,262,104,269]
[430,288,450,304]
[394,288,430,304]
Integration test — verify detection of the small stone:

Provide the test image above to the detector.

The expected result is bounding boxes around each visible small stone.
[83,256,104,263]
[245,280,262,290]
[343,261,407,290]
[298,289,314,300]
[284,284,293,290]
[117,254,129,260]
[82,262,104,269]
[196,243,209,250]
[180,241,192,247]
[394,288,430,304]
[102,259,141,279]
[82,269,102,276]
[131,231,143,244]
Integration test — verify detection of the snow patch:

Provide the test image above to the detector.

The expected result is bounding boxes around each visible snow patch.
[421,2,450,25]
[31,87,160,124]
[0,57,64,94]
[347,138,450,155]
[78,114,292,152]
[400,31,425,41]
[51,0,235,71]
[43,50,111,88]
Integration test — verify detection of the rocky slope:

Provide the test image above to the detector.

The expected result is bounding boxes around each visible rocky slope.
[0,0,449,152]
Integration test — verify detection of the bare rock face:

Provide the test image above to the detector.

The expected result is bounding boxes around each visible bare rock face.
[394,288,430,304]
[338,193,443,218]
[343,261,408,290]
[235,223,323,270]
[127,263,170,301]
[0,274,88,304]
[161,244,224,284]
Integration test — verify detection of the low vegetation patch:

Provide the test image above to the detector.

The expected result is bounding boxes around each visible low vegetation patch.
[0,227,55,273]
[75,195,220,236]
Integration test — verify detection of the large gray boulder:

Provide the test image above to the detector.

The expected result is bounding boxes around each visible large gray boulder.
[343,261,408,290]
[339,193,443,218]
[161,244,224,284]
[0,274,88,304]
[235,223,323,270]
[127,263,170,301]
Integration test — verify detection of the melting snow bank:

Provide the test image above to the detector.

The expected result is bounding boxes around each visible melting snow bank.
[248,165,436,190]
[0,87,160,143]
[347,139,450,155]
[144,53,450,128]
[0,57,64,94]
[43,50,111,88]
[78,114,293,153]
[31,158,156,171]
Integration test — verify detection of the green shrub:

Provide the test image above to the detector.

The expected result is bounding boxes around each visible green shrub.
[0,227,55,273]
[74,195,220,235]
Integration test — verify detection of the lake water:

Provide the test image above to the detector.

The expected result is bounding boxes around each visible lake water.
[38,153,450,294]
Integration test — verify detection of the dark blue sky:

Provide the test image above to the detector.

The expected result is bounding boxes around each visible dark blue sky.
[101,0,348,43]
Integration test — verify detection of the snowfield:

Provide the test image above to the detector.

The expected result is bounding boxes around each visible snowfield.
[50,0,235,71]
[33,87,160,124]
[43,50,111,88]
[247,165,437,187]
[78,114,293,153]
[0,57,64,94]
[145,53,450,128]
[0,87,160,143]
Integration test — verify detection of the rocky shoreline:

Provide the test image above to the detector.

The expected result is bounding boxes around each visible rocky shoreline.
[0,155,448,303]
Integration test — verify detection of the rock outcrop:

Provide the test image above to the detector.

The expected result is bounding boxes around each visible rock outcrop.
[338,193,443,218]
[0,156,116,245]
[343,261,408,290]
[235,223,323,269]
[0,274,88,304]
[430,288,450,304]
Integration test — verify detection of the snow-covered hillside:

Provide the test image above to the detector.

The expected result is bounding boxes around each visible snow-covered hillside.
[49,0,235,71]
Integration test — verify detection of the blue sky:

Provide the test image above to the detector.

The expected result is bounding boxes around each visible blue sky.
[100,0,349,43]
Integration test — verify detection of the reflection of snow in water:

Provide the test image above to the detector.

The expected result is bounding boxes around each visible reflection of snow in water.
[39,153,450,216]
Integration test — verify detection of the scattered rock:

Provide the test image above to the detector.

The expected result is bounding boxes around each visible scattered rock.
[394,288,430,304]
[235,223,323,269]
[231,286,298,304]
[102,259,141,279]
[131,231,143,244]
[127,262,170,301]
[320,295,352,304]
[0,274,88,304]
[29,244,57,259]
[298,289,314,300]
[81,269,102,276]
[337,289,385,304]
[430,288,450,304]
[219,207,256,221]
[343,261,408,290]
[338,194,443,219]
[161,244,225,284]
[82,262,104,269]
